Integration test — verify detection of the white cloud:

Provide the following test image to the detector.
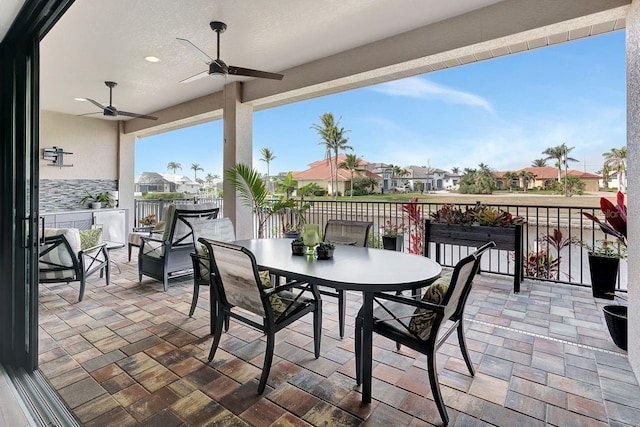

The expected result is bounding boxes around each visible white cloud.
[372,76,494,113]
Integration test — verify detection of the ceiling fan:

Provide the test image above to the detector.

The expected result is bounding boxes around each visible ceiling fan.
[178,21,284,83]
[77,81,158,120]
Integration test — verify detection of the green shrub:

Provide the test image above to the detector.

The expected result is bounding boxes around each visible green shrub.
[142,192,185,199]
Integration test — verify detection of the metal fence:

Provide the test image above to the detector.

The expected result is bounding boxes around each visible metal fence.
[134,197,626,291]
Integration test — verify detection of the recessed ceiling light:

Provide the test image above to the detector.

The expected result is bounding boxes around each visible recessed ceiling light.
[74,97,87,101]
[145,56,160,63]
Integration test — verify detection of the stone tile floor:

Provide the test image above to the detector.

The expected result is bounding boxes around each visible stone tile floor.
[38,248,640,426]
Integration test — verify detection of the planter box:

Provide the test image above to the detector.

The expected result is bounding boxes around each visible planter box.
[424,219,524,292]
[382,234,404,251]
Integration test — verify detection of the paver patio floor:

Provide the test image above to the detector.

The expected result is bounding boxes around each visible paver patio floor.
[38,247,640,426]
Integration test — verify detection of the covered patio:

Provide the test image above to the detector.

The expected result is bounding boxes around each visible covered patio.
[36,247,639,426]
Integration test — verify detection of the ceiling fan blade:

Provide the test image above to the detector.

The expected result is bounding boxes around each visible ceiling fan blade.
[84,98,107,110]
[177,38,213,64]
[78,112,102,116]
[228,65,284,80]
[117,110,158,120]
[180,70,210,84]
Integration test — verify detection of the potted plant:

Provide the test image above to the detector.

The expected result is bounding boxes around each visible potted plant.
[381,220,405,251]
[271,172,313,238]
[291,237,306,256]
[581,190,627,350]
[316,242,335,259]
[425,202,525,292]
[80,190,113,209]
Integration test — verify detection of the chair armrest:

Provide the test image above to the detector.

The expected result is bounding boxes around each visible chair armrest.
[372,292,446,314]
[78,241,108,257]
[140,235,165,245]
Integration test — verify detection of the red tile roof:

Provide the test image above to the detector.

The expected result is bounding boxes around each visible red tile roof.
[495,166,599,179]
[293,155,380,181]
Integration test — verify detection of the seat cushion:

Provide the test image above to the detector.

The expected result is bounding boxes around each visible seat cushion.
[79,228,103,250]
[259,270,285,316]
[408,273,453,340]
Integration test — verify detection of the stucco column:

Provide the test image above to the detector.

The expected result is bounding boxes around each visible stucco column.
[118,122,136,232]
[223,82,254,239]
[627,0,640,378]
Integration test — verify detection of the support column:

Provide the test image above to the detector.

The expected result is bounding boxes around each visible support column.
[118,122,136,231]
[626,0,640,377]
[222,82,254,239]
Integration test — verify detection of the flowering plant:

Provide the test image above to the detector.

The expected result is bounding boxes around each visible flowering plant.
[381,220,406,236]
[139,213,157,226]
[582,191,627,247]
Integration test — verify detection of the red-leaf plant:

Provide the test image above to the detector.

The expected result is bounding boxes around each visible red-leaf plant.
[581,191,627,247]
[402,197,424,255]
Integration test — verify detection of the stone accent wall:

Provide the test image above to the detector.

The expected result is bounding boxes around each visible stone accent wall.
[40,179,118,212]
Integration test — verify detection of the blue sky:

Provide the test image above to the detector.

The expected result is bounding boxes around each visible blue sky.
[136,30,625,179]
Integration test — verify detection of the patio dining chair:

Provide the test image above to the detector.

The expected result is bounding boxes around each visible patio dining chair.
[354,241,495,426]
[321,219,373,338]
[188,217,235,320]
[200,238,322,394]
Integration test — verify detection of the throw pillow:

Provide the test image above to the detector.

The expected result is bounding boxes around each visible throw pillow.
[408,273,452,340]
[258,270,286,316]
[79,228,103,251]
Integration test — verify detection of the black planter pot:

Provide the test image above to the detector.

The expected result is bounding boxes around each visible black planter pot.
[291,245,306,256]
[603,305,627,351]
[316,249,334,260]
[588,254,619,300]
[382,235,403,251]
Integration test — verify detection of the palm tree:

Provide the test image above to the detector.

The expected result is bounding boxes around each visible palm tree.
[598,164,612,189]
[338,153,362,198]
[205,173,215,193]
[531,158,547,167]
[451,167,460,175]
[542,144,577,182]
[259,147,276,191]
[519,170,535,192]
[603,146,627,193]
[502,171,517,191]
[190,163,204,181]
[311,113,352,199]
[167,162,182,174]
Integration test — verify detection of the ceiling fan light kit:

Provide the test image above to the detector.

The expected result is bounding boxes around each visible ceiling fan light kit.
[178,21,284,83]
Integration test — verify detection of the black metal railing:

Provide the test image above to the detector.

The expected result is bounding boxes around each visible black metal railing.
[134,198,626,291]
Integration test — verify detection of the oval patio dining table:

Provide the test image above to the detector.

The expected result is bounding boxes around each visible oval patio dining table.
[233,238,442,403]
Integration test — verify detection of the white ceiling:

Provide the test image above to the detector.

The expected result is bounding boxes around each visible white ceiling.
[36,0,629,128]
[0,0,25,40]
[39,0,504,119]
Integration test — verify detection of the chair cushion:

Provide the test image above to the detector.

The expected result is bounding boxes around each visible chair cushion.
[259,270,285,316]
[79,228,103,250]
[408,273,452,340]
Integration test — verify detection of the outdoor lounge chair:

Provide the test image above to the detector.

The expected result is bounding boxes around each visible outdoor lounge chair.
[201,238,322,394]
[138,203,219,291]
[321,219,373,338]
[39,227,110,302]
[354,241,495,426]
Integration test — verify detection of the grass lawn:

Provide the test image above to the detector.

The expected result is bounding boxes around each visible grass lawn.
[304,190,613,208]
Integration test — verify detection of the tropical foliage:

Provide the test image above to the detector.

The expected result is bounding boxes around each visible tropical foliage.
[338,153,362,198]
[190,163,204,181]
[429,203,524,227]
[542,143,577,182]
[226,163,271,238]
[167,162,182,173]
[458,163,495,194]
[260,147,276,191]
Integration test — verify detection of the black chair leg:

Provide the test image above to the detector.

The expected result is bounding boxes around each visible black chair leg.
[128,244,132,261]
[338,289,346,338]
[258,333,275,394]
[427,351,448,426]
[457,320,475,375]
[354,312,363,385]
[79,278,86,302]
[313,299,322,359]
[189,284,200,317]
[208,309,225,362]
[163,273,169,292]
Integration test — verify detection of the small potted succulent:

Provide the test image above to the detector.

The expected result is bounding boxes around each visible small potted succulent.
[316,242,335,260]
[291,237,306,256]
